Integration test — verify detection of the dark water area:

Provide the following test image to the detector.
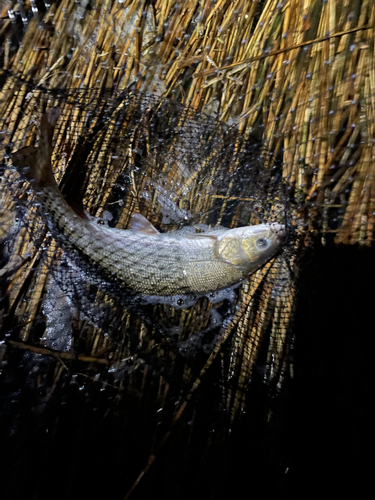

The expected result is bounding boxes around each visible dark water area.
[0,240,372,500]
[288,241,373,498]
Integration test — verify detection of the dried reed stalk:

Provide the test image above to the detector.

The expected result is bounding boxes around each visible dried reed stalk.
[1,0,374,417]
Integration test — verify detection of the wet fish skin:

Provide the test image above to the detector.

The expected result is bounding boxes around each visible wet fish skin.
[11,108,285,296]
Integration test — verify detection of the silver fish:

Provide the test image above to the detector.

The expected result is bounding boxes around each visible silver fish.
[11,108,285,296]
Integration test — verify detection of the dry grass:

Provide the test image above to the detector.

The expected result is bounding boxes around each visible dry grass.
[1,0,373,242]
[0,0,374,423]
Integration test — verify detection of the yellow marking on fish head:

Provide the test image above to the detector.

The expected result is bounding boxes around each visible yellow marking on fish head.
[216,223,285,272]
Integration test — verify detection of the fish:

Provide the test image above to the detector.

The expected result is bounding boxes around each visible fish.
[11,108,285,297]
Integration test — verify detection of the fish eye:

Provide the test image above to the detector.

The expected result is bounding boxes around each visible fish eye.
[256,238,268,249]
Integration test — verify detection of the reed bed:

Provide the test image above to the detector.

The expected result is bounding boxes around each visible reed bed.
[0,0,374,464]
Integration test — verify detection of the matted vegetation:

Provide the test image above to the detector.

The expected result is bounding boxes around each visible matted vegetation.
[0,1,373,497]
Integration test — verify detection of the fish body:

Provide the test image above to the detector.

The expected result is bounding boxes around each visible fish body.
[11,109,285,296]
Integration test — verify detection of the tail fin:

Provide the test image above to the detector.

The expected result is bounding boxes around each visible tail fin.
[11,107,60,186]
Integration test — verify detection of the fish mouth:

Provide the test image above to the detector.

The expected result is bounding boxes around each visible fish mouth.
[269,223,287,244]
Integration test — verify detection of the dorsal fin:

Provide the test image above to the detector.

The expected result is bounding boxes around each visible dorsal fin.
[131,213,159,234]
[66,199,89,220]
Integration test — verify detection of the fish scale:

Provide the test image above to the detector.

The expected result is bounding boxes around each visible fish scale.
[11,109,285,297]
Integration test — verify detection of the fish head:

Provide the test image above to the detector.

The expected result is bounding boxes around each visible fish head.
[240,223,285,265]
[216,223,285,273]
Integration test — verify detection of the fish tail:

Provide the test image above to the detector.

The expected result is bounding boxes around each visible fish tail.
[12,107,60,187]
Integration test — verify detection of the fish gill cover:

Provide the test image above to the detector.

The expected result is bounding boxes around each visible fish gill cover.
[0,75,297,411]
[0,1,374,499]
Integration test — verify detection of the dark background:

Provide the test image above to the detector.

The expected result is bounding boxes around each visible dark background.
[0,239,372,499]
